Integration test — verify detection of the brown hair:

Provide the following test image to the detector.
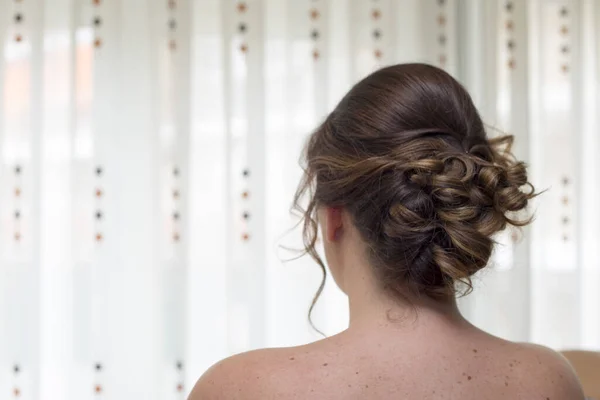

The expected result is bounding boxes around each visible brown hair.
[293,63,536,316]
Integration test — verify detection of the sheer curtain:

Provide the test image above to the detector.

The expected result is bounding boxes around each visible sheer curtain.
[0,0,598,398]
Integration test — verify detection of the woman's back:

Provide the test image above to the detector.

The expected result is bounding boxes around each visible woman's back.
[188,64,585,399]
[191,307,582,399]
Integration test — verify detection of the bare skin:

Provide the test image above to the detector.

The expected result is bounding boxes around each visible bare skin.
[189,208,585,400]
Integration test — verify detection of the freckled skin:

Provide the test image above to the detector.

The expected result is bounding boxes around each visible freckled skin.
[189,325,585,400]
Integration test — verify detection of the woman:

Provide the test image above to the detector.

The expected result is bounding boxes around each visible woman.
[189,64,584,399]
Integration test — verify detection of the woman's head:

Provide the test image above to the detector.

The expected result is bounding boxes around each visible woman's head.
[294,63,535,307]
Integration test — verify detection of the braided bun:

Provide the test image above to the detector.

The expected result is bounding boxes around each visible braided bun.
[294,63,536,301]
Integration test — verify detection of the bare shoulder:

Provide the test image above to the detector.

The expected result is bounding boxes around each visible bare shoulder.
[510,342,585,400]
[187,345,317,400]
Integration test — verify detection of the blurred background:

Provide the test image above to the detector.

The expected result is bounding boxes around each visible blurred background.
[0,0,599,398]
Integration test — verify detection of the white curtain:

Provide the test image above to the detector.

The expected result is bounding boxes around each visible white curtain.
[0,0,598,398]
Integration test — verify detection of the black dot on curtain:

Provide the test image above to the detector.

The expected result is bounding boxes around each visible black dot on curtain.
[15,210,20,219]
[562,216,569,224]
[173,167,179,176]
[14,14,23,23]
[507,40,515,50]
[14,165,21,174]
[95,166,102,176]
[243,212,250,220]
[437,0,445,5]
[505,1,513,12]
[169,19,177,30]
[93,17,101,26]
[562,176,570,185]
[95,363,102,371]
[96,211,103,220]
[238,23,247,33]
[311,29,319,40]
[373,29,381,39]
[242,169,250,177]
[173,211,180,220]
[176,361,183,370]
[561,45,569,54]
[560,7,568,17]
[438,34,446,45]
[13,365,20,374]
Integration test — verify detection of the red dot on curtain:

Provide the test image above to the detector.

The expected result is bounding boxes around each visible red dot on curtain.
[94,385,102,394]
[94,38,102,48]
[561,64,569,73]
[372,9,381,20]
[374,49,383,59]
[242,191,250,199]
[96,189,103,197]
[237,2,247,13]
[95,233,103,242]
[173,189,180,199]
[169,0,176,9]
[438,54,447,66]
[13,388,20,397]
[177,383,184,392]
[14,232,21,242]
[240,43,248,53]
[312,49,320,60]
[93,0,101,5]
[15,34,23,42]
[310,8,319,20]
[242,233,250,241]
[15,188,21,197]
[560,25,569,35]
[173,233,180,242]
[562,196,569,205]
[169,40,177,51]
[508,58,516,69]
[506,20,514,30]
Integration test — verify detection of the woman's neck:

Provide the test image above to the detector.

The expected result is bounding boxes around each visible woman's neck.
[342,259,467,331]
